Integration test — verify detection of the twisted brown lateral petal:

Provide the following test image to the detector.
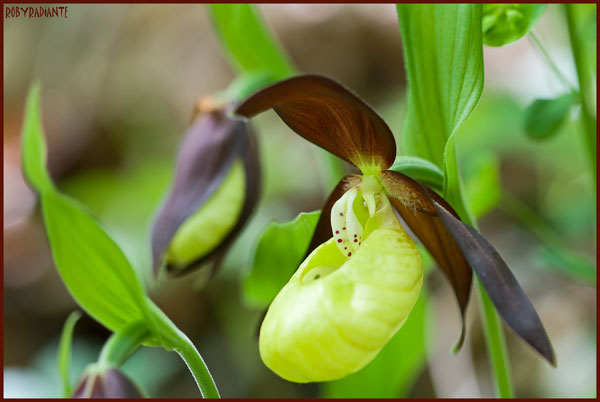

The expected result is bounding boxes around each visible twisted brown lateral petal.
[166,125,262,278]
[305,174,362,258]
[381,170,472,349]
[433,202,556,366]
[234,75,396,170]
[151,110,248,277]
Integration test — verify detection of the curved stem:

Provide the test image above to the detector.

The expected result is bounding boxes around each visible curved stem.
[98,322,150,367]
[145,300,220,398]
[174,335,221,399]
[565,4,597,185]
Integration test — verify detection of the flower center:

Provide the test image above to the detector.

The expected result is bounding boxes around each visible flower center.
[330,175,387,257]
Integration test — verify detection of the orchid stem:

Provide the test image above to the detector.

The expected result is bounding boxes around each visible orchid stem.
[448,154,514,398]
[565,4,597,186]
[528,31,577,93]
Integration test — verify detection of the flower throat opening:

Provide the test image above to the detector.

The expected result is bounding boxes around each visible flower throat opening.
[330,175,384,257]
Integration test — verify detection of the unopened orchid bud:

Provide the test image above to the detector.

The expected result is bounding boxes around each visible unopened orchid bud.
[152,104,260,277]
[71,364,144,398]
[259,177,423,382]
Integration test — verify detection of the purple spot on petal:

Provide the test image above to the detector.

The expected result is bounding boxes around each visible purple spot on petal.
[337,239,342,243]
[335,230,339,234]
[354,239,358,243]
[347,252,352,257]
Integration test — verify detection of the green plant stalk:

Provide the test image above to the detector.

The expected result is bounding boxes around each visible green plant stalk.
[445,148,514,398]
[98,322,151,367]
[145,301,220,398]
[529,31,577,93]
[565,4,597,184]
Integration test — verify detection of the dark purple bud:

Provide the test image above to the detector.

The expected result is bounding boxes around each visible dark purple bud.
[151,102,260,278]
[72,365,145,398]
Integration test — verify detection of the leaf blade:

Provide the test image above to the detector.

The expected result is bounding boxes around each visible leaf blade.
[524,93,576,140]
[42,191,148,332]
[20,82,54,192]
[58,310,82,398]
[397,4,484,168]
[208,4,295,79]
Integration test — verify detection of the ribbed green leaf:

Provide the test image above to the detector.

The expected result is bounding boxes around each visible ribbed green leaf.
[397,4,484,169]
[42,191,148,331]
[243,211,320,308]
[208,4,295,79]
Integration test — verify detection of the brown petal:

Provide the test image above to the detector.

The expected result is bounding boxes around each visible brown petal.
[305,174,362,258]
[166,124,261,277]
[381,170,472,349]
[234,75,396,171]
[433,203,556,366]
[151,109,247,277]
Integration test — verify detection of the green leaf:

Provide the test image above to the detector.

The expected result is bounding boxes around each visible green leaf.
[524,93,576,140]
[208,4,296,79]
[464,152,501,218]
[21,82,54,192]
[397,4,484,169]
[322,290,430,397]
[243,210,320,308]
[388,155,444,191]
[482,4,547,47]
[58,310,82,397]
[41,190,148,332]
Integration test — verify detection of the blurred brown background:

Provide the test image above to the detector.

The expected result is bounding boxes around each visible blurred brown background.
[4,4,596,398]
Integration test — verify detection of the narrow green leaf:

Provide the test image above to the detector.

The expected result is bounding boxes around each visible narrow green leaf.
[208,4,295,79]
[397,4,484,169]
[41,190,148,332]
[21,82,54,192]
[388,155,444,191]
[482,4,547,47]
[243,210,320,308]
[58,310,82,397]
[524,93,576,140]
[464,152,501,218]
[322,290,430,398]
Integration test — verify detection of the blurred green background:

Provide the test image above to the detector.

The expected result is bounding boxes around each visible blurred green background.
[4,4,596,398]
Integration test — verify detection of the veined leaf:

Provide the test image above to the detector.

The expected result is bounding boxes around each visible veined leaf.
[20,83,149,332]
[243,210,321,308]
[208,4,295,79]
[322,290,430,397]
[21,82,53,192]
[58,311,82,397]
[524,93,577,140]
[397,4,484,169]
[42,191,148,331]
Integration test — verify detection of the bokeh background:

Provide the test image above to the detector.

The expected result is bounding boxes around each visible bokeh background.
[4,4,596,398]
